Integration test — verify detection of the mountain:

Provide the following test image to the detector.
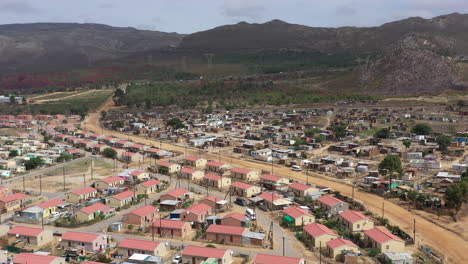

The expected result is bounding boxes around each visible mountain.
[0,23,184,73]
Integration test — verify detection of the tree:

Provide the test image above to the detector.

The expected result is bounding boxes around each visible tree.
[305,128,319,137]
[166,118,186,130]
[9,95,16,104]
[379,155,403,191]
[402,140,411,150]
[411,123,432,135]
[374,128,391,139]
[331,124,347,139]
[57,153,73,162]
[368,248,380,257]
[436,135,452,151]
[103,148,117,159]
[408,190,418,208]
[272,120,280,126]
[22,97,27,105]
[445,181,468,214]
[8,150,18,158]
[24,157,44,170]
[100,110,107,119]
[315,134,326,143]
[292,138,307,146]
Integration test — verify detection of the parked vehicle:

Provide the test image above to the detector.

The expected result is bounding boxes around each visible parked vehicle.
[172,255,182,264]
[246,208,256,220]
[235,197,248,206]
[292,165,302,171]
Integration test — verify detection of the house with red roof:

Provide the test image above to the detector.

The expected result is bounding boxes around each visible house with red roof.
[206,224,248,245]
[155,160,181,174]
[288,182,319,198]
[221,212,250,227]
[150,218,192,238]
[364,227,405,253]
[128,144,147,153]
[203,174,232,190]
[35,198,64,218]
[115,140,133,149]
[182,245,233,264]
[260,174,289,190]
[0,193,29,212]
[338,210,374,232]
[117,238,167,257]
[13,253,65,264]
[60,231,108,253]
[205,161,230,174]
[108,191,136,208]
[94,176,125,190]
[256,192,292,210]
[8,226,53,247]
[78,139,96,150]
[136,179,161,195]
[230,167,259,182]
[317,195,349,215]
[182,203,212,222]
[199,195,228,211]
[75,203,113,222]
[183,156,207,168]
[230,182,261,197]
[160,188,191,202]
[121,152,143,163]
[122,205,159,227]
[326,238,359,260]
[253,254,304,264]
[303,223,339,248]
[180,167,205,182]
[66,186,97,203]
[92,143,107,153]
[283,206,315,226]
[128,169,149,181]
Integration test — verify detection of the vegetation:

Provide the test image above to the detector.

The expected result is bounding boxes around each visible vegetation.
[167,118,186,130]
[411,123,432,135]
[374,128,390,139]
[403,140,411,150]
[332,124,347,139]
[436,135,452,151]
[24,157,44,170]
[8,150,18,158]
[445,177,468,215]
[57,153,73,162]
[103,148,117,159]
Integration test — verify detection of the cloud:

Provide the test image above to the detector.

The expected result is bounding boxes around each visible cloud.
[220,0,266,21]
[0,0,40,14]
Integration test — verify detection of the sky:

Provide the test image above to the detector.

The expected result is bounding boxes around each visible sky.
[0,0,467,34]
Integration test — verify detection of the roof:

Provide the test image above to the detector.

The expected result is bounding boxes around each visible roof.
[37,199,64,209]
[182,245,227,259]
[8,226,44,237]
[231,167,252,174]
[289,182,313,191]
[206,161,226,167]
[181,167,197,174]
[261,174,283,182]
[151,219,187,229]
[185,156,202,161]
[257,192,283,202]
[206,224,247,235]
[141,179,161,187]
[101,176,124,184]
[167,188,189,198]
[317,195,346,206]
[62,231,101,243]
[327,238,358,249]
[128,205,158,217]
[80,203,108,214]
[223,212,247,221]
[303,223,338,238]
[186,203,211,215]
[339,210,371,223]
[13,253,59,264]
[201,195,223,203]
[231,181,254,190]
[364,227,404,243]
[283,206,313,219]
[254,254,303,264]
[204,174,223,181]
[112,190,135,200]
[147,148,161,153]
[71,186,97,196]
[0,192,27,203]
[130,170,145,176]
[118,238,160,251]
[157,160,176,167]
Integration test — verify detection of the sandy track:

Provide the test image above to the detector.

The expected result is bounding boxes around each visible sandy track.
[84,98,467,263]
[31,90,98,104]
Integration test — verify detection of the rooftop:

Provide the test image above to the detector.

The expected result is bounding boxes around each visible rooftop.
[62,231,101,243]
[206,224,247,235]
[254,254,303,264]
[118,238,160,251]
[182,245,227,259]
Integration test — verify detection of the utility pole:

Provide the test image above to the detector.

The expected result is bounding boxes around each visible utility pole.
[39,174,42,195]
[382,201,385,218]
[306,166,309,185]
[22,176,25,193]
[413,218,416,245]
[83,174,86,187]
[63,167,66,191]
[91,159,94,180]
[218,150,220,162]
[271,159,274,175]
[282,236,285,256]
[319,241,322,264]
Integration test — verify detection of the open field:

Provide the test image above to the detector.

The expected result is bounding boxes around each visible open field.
[29,91,80,101]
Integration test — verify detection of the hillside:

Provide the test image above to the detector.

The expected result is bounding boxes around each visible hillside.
[0,23,184,73]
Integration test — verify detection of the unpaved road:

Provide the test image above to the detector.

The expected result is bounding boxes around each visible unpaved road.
[84,98,467,264]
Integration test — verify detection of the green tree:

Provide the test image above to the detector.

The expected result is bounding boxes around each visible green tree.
[22,97,27,105]
[57,153,73,162]
[411,123,432,135]
[272,120,280,126]
[445,181,468,213]
[379,155,403,191]
[292,138,307,146]
[402,140,411,150]
[436,135,452,151]
[103,148,117,159]
[305,128,319,137]
[315,134,326,143]
[407,190,418,208]
[9,95,16,104]
[8,150,18,158]
[100,110,107,119]
[24,157,44,170]
[331,124,347,139]
[374,128,390,139]
[166,118,186,130]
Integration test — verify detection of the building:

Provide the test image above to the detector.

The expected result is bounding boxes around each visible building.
[221,212,249,227]
[326,238,359,260]
[199,195,228,211]
[75,203,113,222]
[257,192,292,210]
[206,225,247,245]
[317,195,349,215]
[338,210,374,232]
[283,206,315,226]
[364,227,405,253]
[108,191,135,208]
[136,179,161,195]
[13,253,65,264]
[60,231,108,253]
[182,203,212,222]
[303,223,339,248]
[129,169,150,181]
[180,167,205,182]
[382,252,414,264]
[160,188,191,202]
[230,167,259,182]
[117,238,167,258]
[0,193,28,212]
[183,156,207,168]
[230,182,261,197]
[94,176,125,190]
[206,161,230,174]
[253,254,304,264]
[8,226,53,247]
[260,174,289,189]
[150,219,192,238]
[121,152,144,163]
[203,174,231,190]
[155,161,181,174]
[288,183,318,198]
[182,245,233,264]
[122,205,159,227]
[66,187,98,203]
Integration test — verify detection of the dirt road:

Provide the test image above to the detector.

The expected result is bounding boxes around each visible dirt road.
[85,98,467,263]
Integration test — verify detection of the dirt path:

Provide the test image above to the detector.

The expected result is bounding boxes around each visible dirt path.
[31,90,98,104]
[84,98,467,264]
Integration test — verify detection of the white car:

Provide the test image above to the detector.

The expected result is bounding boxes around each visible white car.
[292,165,302,171]
[172,255,182,264]
[51,212,61,218]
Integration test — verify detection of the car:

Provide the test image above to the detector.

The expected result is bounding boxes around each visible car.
[172,255,182,264]
[50,212,60,218]
[235,197,248,206]
[292,165,302,171]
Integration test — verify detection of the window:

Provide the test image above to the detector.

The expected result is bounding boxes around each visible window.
[386,245,389,250]
[357,224,360,228]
